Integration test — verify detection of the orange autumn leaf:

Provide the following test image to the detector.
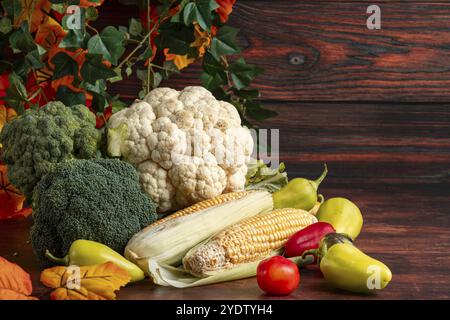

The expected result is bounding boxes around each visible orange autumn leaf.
[34,16,66,50]
[216,0,236,23]
[0,256,37,300]
[13,0,51,32]
[40,262,131,300]
[47,48,91,99]
[78,0,105,8]
[0,164,32,219]
[0,106,30,220]
[0,105,17,133]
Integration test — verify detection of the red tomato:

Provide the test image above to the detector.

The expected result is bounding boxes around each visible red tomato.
[257,256,300,295]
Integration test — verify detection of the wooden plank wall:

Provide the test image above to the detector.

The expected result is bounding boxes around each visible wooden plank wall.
[101,1,450,185]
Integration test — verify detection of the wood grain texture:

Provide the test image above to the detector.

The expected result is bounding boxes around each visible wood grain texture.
[102,1,450,101]
[260,102,450,183]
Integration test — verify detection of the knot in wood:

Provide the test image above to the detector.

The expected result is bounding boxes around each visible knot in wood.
[289,53,305,65]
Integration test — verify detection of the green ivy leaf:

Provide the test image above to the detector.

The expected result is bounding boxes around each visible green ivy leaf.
[25,50,44,69]
[171,0,189,23]
[51,51,78,79]
[87,34,110,60]
[183,3,197,26]
[196,0,219,31]
[136,69,147,82]
[202,51,225,75]
[91,91,107,112]
[56,86,86,107]
[5,72,28,113]
[85,6,98,21]
[109,67,123,83]
[12,58,30,78]
[161,60,179,79]
[156,23,195,55]
[102,26,125,65]
[245,101,278,121]
[111,99,127,113]
[210,26,240,60]
[80,53,117,84]
[59,30,88,48]
[211,87,230,101]
[229,58,262,89]
[9,23,36,53]
[51,2,66,14]
[1,0,21,17]
[200,71,226,90]
[138,46,153,61]
[0,17,12,34]
[151,72,162,88]
[82,79,106,94]
[233,88,260,100]
[183,0,218,32]
[118,25,128,35]
[129,18,142,36]
[87,26,125,65]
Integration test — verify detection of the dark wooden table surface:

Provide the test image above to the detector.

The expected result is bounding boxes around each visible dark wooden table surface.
[1,0,450,300]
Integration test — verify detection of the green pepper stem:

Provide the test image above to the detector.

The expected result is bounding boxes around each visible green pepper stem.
[45,250,69,265]
[294,254,315,268]
[314,164,328,188]
[317,194,325,204]
[302,249,319,262]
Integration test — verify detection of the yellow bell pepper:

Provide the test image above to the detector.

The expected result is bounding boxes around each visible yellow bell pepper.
[45,239,145,282]
[310,233,392,294]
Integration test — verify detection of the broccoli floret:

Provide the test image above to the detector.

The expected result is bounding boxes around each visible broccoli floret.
[0,101,100,199]
[31,159,157,261]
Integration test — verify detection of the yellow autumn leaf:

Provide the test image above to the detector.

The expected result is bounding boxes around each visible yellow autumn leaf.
[0,105,17,149]
[191,23,211,57]
[40,262,131,300]
[13,0,51,32]
[163,49,195,70]
[163,23,212,70]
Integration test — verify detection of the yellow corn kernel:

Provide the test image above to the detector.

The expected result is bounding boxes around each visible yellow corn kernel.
[145,191,249,230]
[183,208,317,275]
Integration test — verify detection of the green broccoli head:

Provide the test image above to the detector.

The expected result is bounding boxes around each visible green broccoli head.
[0,101,100,199]
[31,159,157,261]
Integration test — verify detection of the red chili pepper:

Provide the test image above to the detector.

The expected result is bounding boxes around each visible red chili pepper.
[284,222,335,261]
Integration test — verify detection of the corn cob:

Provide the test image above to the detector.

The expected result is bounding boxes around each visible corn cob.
[124,190,274,272]
[147,191,249,230]
[183,208,317,275]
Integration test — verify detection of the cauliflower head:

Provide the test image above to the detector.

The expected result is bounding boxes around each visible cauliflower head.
[0,101,101,199]
[107,86,254,212]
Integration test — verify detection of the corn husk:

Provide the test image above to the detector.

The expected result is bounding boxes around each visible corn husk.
[145,205,318,288]
[125,190,274,273]
[148,252,313,288]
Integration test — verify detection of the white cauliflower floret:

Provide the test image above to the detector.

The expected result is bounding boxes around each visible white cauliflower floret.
[169,161,227,208]
[107,86,254,212]
[138,161,176,213]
